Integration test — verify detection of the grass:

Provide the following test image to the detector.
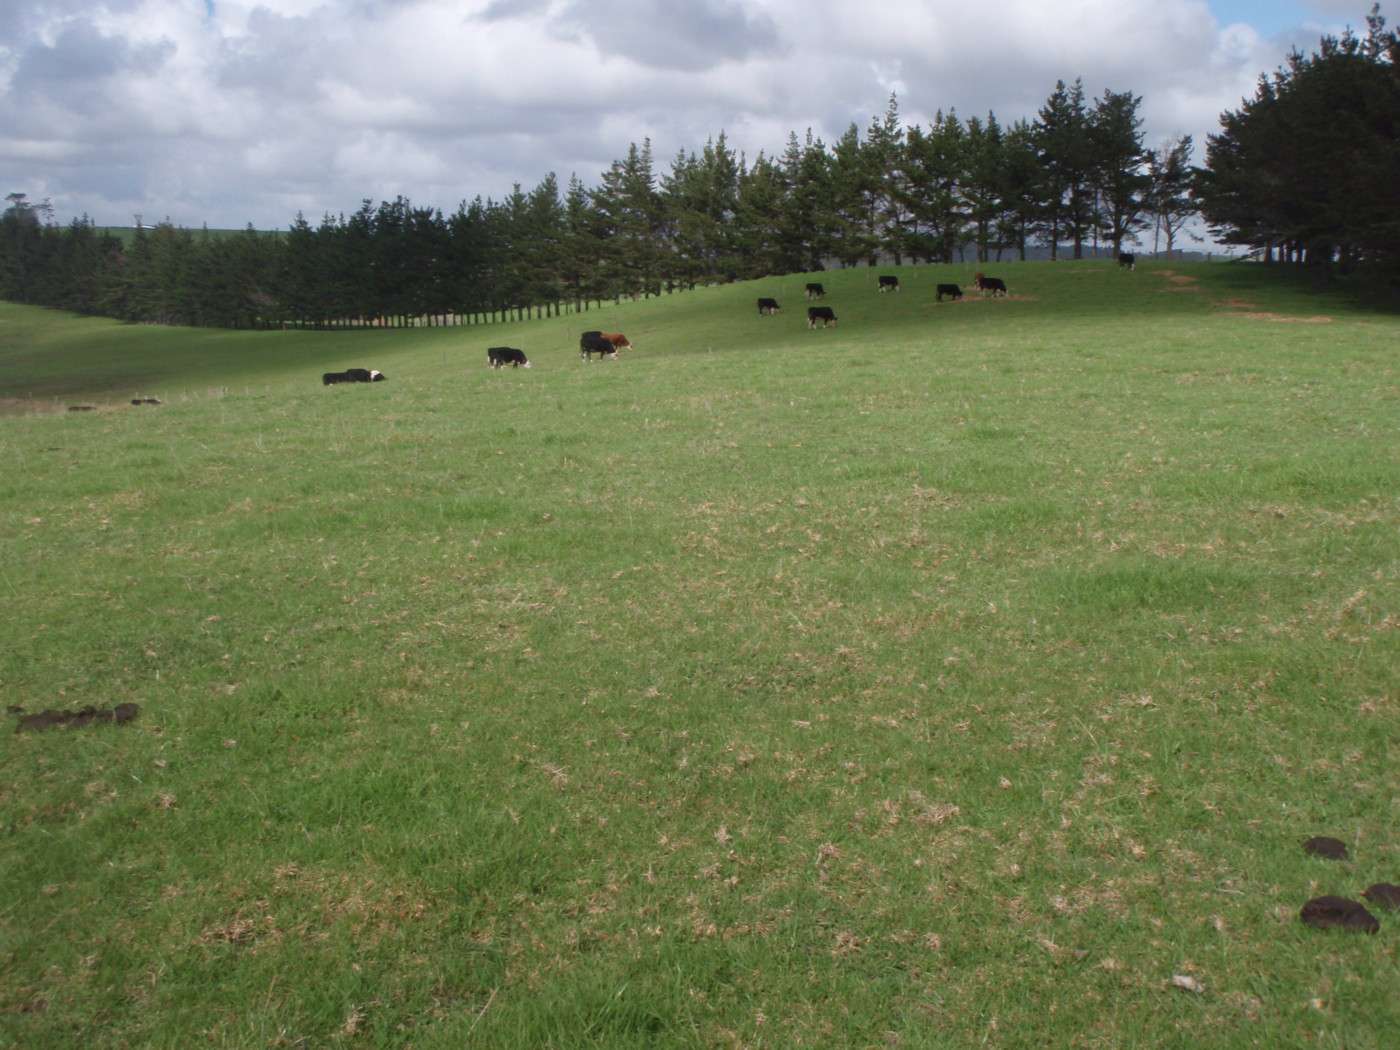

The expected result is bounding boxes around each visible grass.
[2,260,1398,1048]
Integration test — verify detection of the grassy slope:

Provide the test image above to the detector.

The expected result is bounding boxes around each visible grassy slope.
[1,262,1398,1048]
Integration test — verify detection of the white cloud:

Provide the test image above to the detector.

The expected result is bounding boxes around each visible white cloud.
[0,0,1348,230]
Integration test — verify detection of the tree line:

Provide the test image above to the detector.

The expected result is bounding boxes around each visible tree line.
[6,9,1395,334]
[1,77,1201,329]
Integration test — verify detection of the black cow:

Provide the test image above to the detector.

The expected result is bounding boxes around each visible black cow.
[130,397,163,405]
[807,306,838,329]
[805,282,825,299]
[1118,252,1136,270]
[487,347,531,369]
[936,283,963,302]
[757,297,780,315]
[878,275,900,292]
[973,273,1007,297]
[322,368,385,385]
[580,331,618,361]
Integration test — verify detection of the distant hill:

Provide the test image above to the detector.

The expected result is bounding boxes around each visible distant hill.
[93,225,281,246]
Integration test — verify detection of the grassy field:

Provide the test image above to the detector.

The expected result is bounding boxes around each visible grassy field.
[2,261,1398,1048]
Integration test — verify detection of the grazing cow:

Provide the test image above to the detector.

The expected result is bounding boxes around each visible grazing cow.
[807,306,838,329]
[805,282,825,299]
[878,275,900,292]
[600,332,633,352]
[487,347,531,369]
[323,368,385,384]
[1118,252,1136,270]
[757,297,781,315]
[973,273,1007,297]
[936,283,963,302]
[580,331,619,361]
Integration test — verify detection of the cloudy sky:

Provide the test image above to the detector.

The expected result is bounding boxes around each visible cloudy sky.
[0,0,1379,231]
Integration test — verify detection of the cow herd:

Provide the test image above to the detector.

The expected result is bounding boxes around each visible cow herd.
[321,261,1140,384]
[756,271,1013,330]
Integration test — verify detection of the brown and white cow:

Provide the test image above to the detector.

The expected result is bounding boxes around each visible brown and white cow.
[973,272,1008,296]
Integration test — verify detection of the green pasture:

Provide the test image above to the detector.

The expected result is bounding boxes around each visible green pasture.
[2,261,1398,1048]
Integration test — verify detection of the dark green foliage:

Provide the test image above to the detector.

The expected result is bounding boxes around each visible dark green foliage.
[1196,5,1400,273]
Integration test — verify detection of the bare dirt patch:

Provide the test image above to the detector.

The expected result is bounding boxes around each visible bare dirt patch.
[942,293,1039,305]
[0,398,65,416]
[1231,311,1333,324]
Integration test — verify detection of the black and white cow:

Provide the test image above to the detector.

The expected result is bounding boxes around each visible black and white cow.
[973,273,1007,297]
[487,347,531,369]
[807,306,838,329]
[805,282,825,299]
[936,283,963,302]
[322,368,385,385]
[1118,252,1136,270]
[579,331,619,361]
[878,275,900,292]
[757,297,781,315]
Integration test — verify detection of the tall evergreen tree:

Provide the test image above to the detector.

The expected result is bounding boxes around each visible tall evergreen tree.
[902,111,967,263]
[996,119,1042,261]
[828,124,877,267]
[777,130,833,272]
[865,93,909,263]
[1090,88,1150,256]
[733,151,786,278]
[1035,78,1094,258]
[962,114,1006,262]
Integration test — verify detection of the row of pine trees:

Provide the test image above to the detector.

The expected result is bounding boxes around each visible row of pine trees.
[4,7,1397,332]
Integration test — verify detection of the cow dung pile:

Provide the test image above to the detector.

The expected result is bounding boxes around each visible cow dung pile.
[1302,836,1349,860]
[1363,883,1400,910]
[1298,836,1394,936]
[12,703,140,733]
[1300,896,1380,934]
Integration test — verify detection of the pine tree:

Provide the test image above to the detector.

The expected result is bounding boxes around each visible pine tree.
[865,93,908,264]
[733,151,786,278]
[996,120,1043,261]
[778,130,833,272]
[1090,89,1150,257]
[1035,79,1094,259]
[902,111,967,264]
[828,124,877,267]
[962,114,1005,263]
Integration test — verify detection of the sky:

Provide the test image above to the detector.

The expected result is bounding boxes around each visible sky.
[0,0,1383,233]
